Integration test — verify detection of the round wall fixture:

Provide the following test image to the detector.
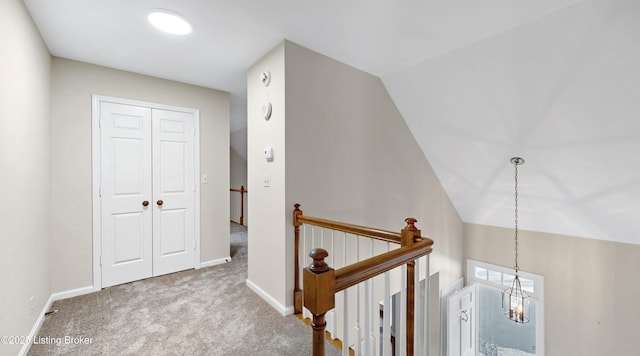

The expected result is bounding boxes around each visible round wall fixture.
[260,71,271,87]
[148,10,192,35]
[260,101,272,120]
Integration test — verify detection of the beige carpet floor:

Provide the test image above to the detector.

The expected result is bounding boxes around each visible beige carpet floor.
[28,223,340,356]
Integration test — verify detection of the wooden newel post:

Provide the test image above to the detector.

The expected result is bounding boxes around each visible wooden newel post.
[401,217,421,356]
[293,204,303,314]
[303,248,335,356]
[239,186,246,225]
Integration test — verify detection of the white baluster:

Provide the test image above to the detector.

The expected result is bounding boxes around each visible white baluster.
[400,264,406,356]
[383,271,391,356]
[312,226,316,252]
[302,225,311,320]
[343,231,347,267]
[343,231,349,354]
[423,255,430,356]
[364,279,372,356]
[369,240,376,355]
[415,258,422,354]
[343,289,350,356]
[327,229,336,337]
[355,235,361,355]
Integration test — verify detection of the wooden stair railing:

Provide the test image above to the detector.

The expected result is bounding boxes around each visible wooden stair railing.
[293,204,434,356]
[230,185,247,225]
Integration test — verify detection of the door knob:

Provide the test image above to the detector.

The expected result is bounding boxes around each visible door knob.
[157,200,164,206]
[142,200,149,207]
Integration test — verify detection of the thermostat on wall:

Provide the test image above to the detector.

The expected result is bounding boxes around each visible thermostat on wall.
[264,146,274,162]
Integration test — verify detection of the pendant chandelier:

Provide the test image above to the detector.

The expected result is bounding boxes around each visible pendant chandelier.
[501,157,530,323]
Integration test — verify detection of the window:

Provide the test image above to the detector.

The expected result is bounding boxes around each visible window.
[467,259,545,356]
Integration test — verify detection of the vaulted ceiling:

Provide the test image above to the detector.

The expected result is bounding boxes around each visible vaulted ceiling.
[24,0,640,244]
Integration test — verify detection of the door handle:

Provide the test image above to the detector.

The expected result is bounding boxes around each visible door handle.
[157,200,164,206]
[461,310,469,322]
[142,200,149,207]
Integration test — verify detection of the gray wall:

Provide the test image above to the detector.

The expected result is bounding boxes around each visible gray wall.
[247,42,288,308]
[464,223,640,355]
[0,1,52,354]
[247,40,465,354]
[50,58,231,292]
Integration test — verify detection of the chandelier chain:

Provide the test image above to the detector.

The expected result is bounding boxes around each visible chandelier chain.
[514,161,519,273]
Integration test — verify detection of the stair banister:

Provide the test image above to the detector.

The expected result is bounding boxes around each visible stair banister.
[296,204,434,356]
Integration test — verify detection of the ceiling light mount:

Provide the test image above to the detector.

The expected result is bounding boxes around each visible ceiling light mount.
[502,156,530,323]
[148,10,192,36]
[510,157,525,166]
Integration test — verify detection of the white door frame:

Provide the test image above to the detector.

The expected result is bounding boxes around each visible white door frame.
[91,95,201,291]
[441,277,464,356]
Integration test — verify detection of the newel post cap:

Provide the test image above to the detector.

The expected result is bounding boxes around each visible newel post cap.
[308,248,330,273]
[293,204,303,227]
[404,217,418,230]
[401,217,421,246]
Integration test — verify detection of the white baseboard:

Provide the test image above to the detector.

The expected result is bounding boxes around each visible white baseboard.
[200,256,231,268]
[51,285,95,302]
[19,294,54,356]
[19,285,94,356]
[246,279,294,316]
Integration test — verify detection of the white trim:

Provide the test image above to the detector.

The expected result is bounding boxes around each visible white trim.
[193,109,201,272]
[245,279,294,316]
[51,285,95,301]
[440,277,464,356]
[19,295,53,356]
[18,286,94,356]
[93,95,201,112]
[467,259,543,299]
[91,95,102,291]
[200,256,232,268]
[441,277,464,298]
[91,95,202,290]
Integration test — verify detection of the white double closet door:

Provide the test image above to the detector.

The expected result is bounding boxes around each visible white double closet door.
[99,100,197,288]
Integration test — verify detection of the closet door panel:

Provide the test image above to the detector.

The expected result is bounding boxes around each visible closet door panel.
[100,102,153,287]
[152,108,196,276]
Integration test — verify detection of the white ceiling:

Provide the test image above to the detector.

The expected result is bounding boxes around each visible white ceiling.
[24,0,640,244]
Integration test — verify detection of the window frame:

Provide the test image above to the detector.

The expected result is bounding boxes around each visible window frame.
[467,259,545,355]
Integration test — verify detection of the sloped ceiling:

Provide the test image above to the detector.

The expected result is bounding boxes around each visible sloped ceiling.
[383,0,640,243]
[24,0,640,244]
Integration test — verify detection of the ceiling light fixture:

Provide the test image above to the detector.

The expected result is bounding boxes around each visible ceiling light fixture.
[148,10,192,35]
[502,157,530,323]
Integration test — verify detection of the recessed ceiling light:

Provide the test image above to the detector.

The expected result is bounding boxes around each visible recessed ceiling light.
[148,10,192,35]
